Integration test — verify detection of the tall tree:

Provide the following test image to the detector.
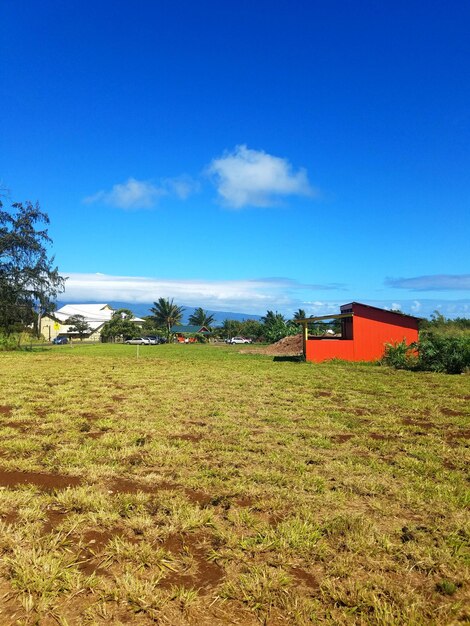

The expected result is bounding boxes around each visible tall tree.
[261,310,297,343]
[150,298,185,340]
[0,200,65,337]
[66,314,91,341]
[188,307,215,327]
[292,308,307,321]
[100,309,138,342]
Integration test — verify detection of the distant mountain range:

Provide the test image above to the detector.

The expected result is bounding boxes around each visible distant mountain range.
[56,301,261,324]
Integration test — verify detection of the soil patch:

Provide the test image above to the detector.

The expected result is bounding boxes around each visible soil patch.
[3,421,29,432]
[291,566,319,590]
[369,433,397,441]
[1,510,19,525]
[247,334,303,356]
[331,433,354,443]
[78,529,116,576]
[84,431,105,439]
[161,532,224,592]
[170,434,203,442]
[0,469,81,491]
[43,508,69,533]
[402,418,435,429]
[0,406,13,417]
[107,477,212,507]
[445,429,470,441]
[187,421,207,427]
[107,477,175,495]
[441,408,467,417]
[316,391,332,398]
[112,395,126,402]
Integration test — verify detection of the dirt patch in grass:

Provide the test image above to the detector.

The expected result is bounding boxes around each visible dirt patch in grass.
[0,405,13,416]
[441,408,467,417]
[291,566,319,590]
[112,395,126,402]
[3,421,30,432]
[1,510,19,525]
[108,477,173,495]
[402,418,435,429]
[82,412,100,420]
[170,433,203,442]
[107,476,212,506]
[0,469,81,491]
[445,429,470,441]
[77,529,116,576]
[43,508,69,533]
[369,433,397,441]
[331,434,354,443]
[161,532,224,592]
[316,391,332,398]
[84,431,105,439]
[187,420,207,427]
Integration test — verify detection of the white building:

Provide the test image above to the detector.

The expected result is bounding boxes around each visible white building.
[40,304,144,342]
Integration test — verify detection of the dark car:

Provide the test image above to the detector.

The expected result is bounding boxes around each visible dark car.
[146,336,167,344]
[52,336,68,345]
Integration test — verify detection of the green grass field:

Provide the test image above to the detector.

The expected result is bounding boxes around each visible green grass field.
[0,343,469,625]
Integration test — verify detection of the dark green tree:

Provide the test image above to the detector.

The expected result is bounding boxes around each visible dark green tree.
[188,307,215,327]
[0,200,65,338]
[101,309,139,342]
[292,308,307,321]
[261,310,298,343]
[66,314,91,340]
[220,318,242,340]
[239,319,264,341]
[150,298,185,340]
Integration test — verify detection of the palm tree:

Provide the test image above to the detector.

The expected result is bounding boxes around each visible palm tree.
[150,298,185,340]
[292,308,307,321]
[188,307,215,327]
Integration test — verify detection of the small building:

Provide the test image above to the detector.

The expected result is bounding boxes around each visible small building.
[296,302,420,363]
[41,304,143,342]
[170,325,211,343]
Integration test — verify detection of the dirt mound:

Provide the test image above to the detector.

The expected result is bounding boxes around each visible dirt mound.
[247,334,303,356]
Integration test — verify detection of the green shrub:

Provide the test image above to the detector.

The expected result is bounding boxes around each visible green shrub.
[383,333,470,375]
[417,330,470,374]
[0,333,21,351]
[382,340,418,370]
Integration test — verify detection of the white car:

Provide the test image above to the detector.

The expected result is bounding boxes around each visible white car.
[229,336,252,344]
[125,337,150,345]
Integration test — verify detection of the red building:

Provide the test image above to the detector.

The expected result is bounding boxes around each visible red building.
[297,302,420,363]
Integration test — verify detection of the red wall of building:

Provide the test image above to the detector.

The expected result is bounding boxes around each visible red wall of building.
[305,303,419,363]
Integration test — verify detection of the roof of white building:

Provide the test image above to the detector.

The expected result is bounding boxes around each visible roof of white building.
[49,304,144,331]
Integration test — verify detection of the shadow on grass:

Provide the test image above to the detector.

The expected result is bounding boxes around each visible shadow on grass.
[273,355,305,363]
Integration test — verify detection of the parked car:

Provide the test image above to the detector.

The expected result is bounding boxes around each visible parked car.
[52,336,68,345]
[125,337,150,345]
[229,336,252,344]
[145,335,167,345]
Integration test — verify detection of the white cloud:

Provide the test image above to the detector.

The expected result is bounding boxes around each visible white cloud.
[386,274,470,291]
[207,145,314,208]
[410,300,421,313]
[84,176,199,210]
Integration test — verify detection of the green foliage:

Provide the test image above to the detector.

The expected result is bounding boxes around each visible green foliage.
[65,314,91,340]
[382,340,418,370]
[292,308,307,320]
[101,308,140,342]
[261,310,298,344]
[0,200,65,338]
[0,332,21,351]
[418,330,470,374]
[149,298,184,340]
[383,331,470,374]
[188,307,215,327]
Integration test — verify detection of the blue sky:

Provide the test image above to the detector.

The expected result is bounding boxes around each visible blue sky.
[2,1,469,318]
